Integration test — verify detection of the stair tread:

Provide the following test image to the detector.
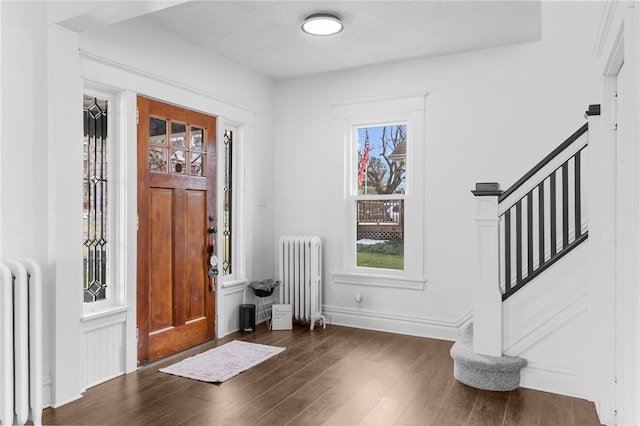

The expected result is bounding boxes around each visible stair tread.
[450,323,527,391]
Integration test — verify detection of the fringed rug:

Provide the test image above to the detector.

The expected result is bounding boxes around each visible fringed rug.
[159,340,285,383]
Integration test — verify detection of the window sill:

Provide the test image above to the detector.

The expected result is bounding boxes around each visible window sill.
[81,305,129,322]
[221,278,248,289]
[332,272,426,290]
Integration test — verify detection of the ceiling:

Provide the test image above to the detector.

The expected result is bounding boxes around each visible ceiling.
[56,1,543,81]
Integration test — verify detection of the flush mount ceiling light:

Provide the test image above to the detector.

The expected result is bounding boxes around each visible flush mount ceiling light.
[301,13,343,36]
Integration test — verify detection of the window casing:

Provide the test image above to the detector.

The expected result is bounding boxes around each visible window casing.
[333,95,426,289]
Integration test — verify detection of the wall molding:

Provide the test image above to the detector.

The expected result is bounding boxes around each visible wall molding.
[324,305,471,341]
[504,291,588,356]
[80,50,255,116]
[593,0,620,59]
[79,50,256,125]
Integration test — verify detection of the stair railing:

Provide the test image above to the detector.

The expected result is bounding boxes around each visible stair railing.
[498,123,589,300]
[470,105,600,356]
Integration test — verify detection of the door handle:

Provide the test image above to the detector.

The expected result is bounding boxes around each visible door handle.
[208,226,217,234]
[207,251,218,292]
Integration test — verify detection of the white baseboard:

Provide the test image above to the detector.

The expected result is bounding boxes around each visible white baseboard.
[51,393,83,409]
[323,305,471,341]
[42,374,52,408]
[520,361,592,400]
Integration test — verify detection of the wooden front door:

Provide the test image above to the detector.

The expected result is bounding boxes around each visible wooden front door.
[137,96,217,364]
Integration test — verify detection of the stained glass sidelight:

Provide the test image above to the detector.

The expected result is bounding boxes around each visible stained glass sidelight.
[222,129,233,275]
[83,95,109,302]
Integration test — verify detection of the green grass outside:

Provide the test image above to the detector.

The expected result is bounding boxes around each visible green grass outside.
[356,252,404,270]
[356,240,404,270]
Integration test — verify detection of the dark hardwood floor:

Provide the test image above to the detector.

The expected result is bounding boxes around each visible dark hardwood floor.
[43,323,602,425]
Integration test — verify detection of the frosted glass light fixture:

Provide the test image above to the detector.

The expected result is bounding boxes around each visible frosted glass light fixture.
[301,13,343,36]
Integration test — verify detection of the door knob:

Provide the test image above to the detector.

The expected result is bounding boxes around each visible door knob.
[208,268,219,278]
[208,226,217,234]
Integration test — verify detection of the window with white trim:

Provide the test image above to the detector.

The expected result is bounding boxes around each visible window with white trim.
[82,85,128,312]
[333,94,426,289]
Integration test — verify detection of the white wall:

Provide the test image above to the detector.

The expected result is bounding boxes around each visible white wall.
[273,1,603,339]
[0,3,48,262]
[1,0,55,406]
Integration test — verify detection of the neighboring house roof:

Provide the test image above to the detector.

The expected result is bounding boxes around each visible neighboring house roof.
[389,141,406,162]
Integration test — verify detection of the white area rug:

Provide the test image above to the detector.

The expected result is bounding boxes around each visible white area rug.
[159,340,286,383]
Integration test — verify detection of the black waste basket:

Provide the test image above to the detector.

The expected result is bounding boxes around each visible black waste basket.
[239,304,256,332]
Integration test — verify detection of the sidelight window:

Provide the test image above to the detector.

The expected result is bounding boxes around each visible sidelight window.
[222,129,233,275]
[83,95,109,302]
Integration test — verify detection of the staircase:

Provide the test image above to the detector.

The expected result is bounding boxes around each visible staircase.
[452,105,600,394]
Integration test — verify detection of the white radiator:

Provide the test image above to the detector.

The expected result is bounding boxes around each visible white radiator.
[278,236,325,330]
[0,260,43,426]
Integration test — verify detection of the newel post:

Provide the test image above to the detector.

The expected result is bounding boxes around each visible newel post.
[472,182,503,357]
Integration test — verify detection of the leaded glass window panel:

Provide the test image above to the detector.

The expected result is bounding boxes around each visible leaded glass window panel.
[83,95,109,302]
[222,129,233,275]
